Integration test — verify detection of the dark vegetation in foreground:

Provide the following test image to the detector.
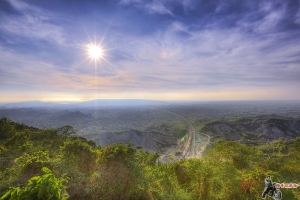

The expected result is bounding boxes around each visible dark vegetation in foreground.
[0,118,299,200]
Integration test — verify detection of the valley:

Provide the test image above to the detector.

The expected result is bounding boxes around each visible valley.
[1,100,300,160]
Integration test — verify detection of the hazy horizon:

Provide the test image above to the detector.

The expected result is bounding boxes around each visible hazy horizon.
[1,98,300,104]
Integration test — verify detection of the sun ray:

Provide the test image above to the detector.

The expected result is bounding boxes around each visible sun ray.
[80,40,135,84]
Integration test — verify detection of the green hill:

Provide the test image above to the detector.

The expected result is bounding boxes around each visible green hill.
[0,117,299,199]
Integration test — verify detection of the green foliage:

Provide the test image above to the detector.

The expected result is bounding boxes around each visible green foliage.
[1,118,300,200]
[98,143,136,162]
[15,151,50,171]
[1,167,68,200]
[143,162,192,200]
[0,118,15,141]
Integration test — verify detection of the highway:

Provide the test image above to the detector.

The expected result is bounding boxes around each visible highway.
[154,108,210,161]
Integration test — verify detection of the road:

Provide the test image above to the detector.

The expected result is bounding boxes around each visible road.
[154,108,210,161]
[196,133,210,158]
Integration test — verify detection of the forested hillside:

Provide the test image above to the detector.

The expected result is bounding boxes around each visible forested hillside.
[0,118,299,199]
[199,116,300,144]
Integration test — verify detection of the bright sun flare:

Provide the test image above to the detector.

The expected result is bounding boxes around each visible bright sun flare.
[87,44,103,60]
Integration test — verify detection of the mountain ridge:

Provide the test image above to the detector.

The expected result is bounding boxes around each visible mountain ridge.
[201,116,300,143]
[1,99,167,108]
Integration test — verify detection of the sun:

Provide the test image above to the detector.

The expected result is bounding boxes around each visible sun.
[87,44,103,60]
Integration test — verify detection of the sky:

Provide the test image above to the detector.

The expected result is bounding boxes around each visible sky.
[0,0,300,102]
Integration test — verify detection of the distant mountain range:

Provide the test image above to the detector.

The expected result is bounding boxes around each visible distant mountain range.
[201,116,300,143]
[0,99,167,109]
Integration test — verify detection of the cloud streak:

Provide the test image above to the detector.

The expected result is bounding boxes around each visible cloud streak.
[1,0,66,45]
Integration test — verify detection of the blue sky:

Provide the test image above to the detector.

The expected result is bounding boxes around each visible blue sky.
[0,0,300,102]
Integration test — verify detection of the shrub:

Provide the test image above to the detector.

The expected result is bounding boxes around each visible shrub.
[1,167,68,200]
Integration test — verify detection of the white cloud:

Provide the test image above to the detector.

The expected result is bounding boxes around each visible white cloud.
[236,1,289,34]
[119,0,174,15]
[180,0,197,11]
[112,19,300,92]
[256,10,284,33]
[145,1,173,15]
[1,0,66,45]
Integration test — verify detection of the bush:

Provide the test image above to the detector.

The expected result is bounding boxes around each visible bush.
[1,167,68,200]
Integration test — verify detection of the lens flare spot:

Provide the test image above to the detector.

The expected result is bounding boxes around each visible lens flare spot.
[87,44,103,60]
